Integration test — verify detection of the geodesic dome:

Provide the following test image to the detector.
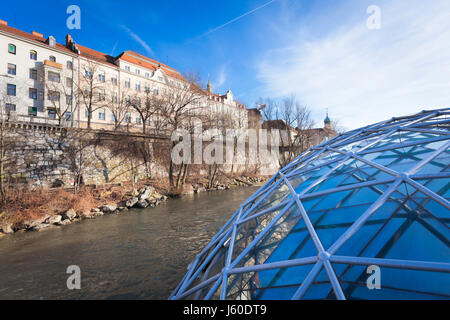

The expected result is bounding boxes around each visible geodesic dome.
[171,108,450,300]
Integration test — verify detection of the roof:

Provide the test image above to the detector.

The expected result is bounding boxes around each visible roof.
[117,51,185,81]
[0,22,75,55]
[77,44,118,67]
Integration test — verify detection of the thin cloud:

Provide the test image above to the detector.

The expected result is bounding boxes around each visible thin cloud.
[257,0,450,129]
[216,65,227,88]
[121,25,154,56]
[200,0,277,38]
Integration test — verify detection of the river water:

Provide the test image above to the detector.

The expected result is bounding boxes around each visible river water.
[0,186,259,300]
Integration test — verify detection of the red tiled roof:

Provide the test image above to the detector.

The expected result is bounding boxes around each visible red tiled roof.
[77,44,118,67]
[0,22,74,54]
[117,51,185,81]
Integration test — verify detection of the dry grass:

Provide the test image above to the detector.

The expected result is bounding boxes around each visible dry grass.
[0,184,128,228]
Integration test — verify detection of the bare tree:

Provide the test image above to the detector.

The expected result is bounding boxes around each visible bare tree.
[78,61,107,129]
[158,73,204,188]
[257,95,315,167]
[105,83,130,130]
[41,67,76,126]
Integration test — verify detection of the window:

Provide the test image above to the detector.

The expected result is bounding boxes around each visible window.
[8,43,16,54]
[135,81,141,91]
[134,97,141,107]
[49,55,56,62]
[84,109,88,118]
[136,117,141,124]
[48,109,56,119]
[7,63,16,75]
[66,77,73,88]
[65,112,72,121]
[29,68,38,80]
[145,84,150,93]
[48,71,60,82]
[145,72,150,78]
[125,78,130,88]
[85,70,92,79]
[28,106,37,116]
[125,95,131,103]
[66,61,73,70]
[135,69,140,75]
[111,77,117,85]
[98,72,105,82]
[158,76,163,82]
[153,87,159,95]
[125,65,130,72]
[29,88,38,100]
[111,113,116,122]
[98,89,106,101]
[6,104,16,113]
[7,84,16,96]
[47,91,60,102]
[112,93,118,103]
[125,112,131,123]
[66,95,72,105]
[98,110,105,120]
[30,50,37,60]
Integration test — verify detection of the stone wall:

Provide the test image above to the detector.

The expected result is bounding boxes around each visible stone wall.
[3,126,279,188]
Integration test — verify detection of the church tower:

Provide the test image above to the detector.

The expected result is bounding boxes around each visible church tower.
[324,110,332,130]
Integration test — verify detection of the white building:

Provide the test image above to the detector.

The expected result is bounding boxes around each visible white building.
[0,19,248,132]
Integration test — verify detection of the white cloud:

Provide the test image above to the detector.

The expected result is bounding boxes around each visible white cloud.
[257,0,450,129]
[121,25,154,57]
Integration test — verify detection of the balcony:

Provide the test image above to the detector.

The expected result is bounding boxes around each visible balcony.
[43,60,62,69]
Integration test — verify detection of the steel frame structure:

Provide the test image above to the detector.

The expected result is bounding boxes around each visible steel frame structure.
[171,108,450,300]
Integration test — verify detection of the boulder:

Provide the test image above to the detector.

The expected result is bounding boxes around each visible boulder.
[125,197,139,208]
[46,215,62,225]
[31,223,54,232]
[101,204,117,213]
[78,210,95,219]
[57,219,72,226]
[19,214,50,230]
[139,187,155,201]
[62,209,77,220]
[117,206,127,211]
[91,208,100,213]
[135,199,149,208]
[95,211,104,216]
[1,223,14,234]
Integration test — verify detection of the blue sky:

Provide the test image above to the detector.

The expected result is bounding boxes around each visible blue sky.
[2,0,450,129]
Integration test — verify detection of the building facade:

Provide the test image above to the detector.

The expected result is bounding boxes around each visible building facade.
[0,20,248,132]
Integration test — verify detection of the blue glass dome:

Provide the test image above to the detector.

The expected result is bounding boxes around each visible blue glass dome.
[171,108,450,300]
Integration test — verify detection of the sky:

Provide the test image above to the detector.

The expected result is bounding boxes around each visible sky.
[1,0,449,130]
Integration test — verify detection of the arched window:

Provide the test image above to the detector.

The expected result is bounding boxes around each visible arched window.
[8,43,16,54]
[49,55,56,62]
[30,50,37,60]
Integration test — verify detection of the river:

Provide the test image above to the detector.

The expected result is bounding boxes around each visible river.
[0,186,259,300]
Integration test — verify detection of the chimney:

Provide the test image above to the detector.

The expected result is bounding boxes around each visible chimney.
[0,20,7,26]
[47,35,56,47]
[32,31,44,38]
[65,34,72,47]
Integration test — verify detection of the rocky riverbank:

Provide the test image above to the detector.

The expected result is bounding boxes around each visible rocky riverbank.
[0,175,269,237]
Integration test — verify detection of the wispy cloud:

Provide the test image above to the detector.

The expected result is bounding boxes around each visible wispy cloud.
[200,0,277,38]
[216,65,227,89]
[121,25,154,56]
[257,0,450,129]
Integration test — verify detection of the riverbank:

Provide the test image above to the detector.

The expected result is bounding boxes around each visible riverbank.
[0,175,269,237]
